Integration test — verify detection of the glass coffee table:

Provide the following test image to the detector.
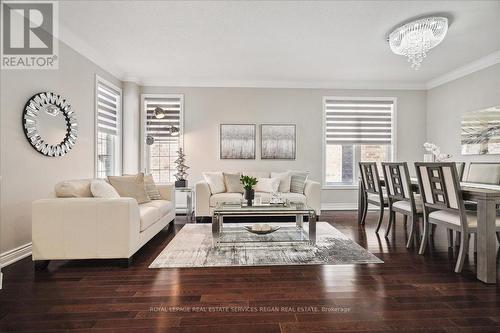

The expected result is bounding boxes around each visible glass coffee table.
[212,202,317,247]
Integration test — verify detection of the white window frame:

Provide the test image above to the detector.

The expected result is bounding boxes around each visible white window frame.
[94,75,122,178]
[140,93,185,184]
[322,96,397,190]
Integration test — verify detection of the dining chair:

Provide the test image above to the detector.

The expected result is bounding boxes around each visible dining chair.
[455,162,466,181]
[415,162,500,273]
[382,162,423,248]
[359,162,389,233]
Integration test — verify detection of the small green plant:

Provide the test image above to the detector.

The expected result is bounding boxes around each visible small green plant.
[240,175,258,191]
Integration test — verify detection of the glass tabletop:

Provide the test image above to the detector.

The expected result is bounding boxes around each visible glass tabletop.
[214,202,314,214]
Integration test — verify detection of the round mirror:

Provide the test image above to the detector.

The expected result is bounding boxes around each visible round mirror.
[22,92,78,157]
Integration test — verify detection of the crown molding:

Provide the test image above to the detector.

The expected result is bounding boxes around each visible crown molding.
[137,79,427,90]
[58,22,125,81]
[426,50,500,90]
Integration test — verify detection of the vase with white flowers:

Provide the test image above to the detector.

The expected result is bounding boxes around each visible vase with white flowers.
[423,142,452,162]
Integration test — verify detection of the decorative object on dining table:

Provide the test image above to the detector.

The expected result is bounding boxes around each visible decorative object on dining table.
[244,224,280,235]
[173,148,189,187]
[240,175,258,206]
[22,92,78,157]
[461,105,500,155]
[423,142,452,162]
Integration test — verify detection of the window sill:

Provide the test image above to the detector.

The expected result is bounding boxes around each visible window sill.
[322,185,358,190]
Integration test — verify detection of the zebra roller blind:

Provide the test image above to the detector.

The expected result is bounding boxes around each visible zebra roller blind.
[324,98,394,145]
[145,96,182,143]
[97,82,120,135]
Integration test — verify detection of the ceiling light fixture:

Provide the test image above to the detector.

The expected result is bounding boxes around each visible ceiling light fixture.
[388,16,448,70]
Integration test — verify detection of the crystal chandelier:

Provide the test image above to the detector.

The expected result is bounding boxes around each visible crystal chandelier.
[388,17,448,70]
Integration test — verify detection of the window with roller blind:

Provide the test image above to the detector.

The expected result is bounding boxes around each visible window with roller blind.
[141,94,184,183]
[322,97,396,187]
[95,76,122,179]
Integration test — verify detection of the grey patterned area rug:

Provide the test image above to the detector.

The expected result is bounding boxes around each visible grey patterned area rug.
[149,222,382,268]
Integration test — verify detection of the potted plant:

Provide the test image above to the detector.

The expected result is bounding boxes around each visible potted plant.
[240,175,258,206]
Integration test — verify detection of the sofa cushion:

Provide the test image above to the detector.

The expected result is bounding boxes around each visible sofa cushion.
[242,171,269,179]
[209,193,243,207]
[254,177,280,193]
[139,202,163,232]
[55,179,93,198]
[144,174,162,200]
[203,172,226,194]
[223,172,244,193]
[147,200,174,216]
[90,180,120,198]
[281,192,307,204]
[108,173,151,204]
[288,170,309,194]
[271,171,292,193]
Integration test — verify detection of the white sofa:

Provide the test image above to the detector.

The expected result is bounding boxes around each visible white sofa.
[195,171,321,219]
[32,179,175,268]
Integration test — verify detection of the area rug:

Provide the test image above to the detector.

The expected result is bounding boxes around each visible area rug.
[149,222,382,268]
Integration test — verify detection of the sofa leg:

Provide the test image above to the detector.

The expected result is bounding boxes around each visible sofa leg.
[119,257,133,268]
[34,260,50,270]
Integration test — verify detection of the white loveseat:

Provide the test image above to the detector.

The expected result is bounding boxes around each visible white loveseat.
[195,171,321,219]
[32,179,175,268]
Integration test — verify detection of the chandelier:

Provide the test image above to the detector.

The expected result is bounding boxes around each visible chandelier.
[388,16,448,70]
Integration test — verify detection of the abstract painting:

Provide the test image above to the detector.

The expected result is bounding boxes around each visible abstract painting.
[220,124,256,159]
[461,105,500,155]
[261,124,296,159]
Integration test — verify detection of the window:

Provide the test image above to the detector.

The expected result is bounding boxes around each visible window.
[141,94,184,183]
[95,76,122,178]
[323,97,395,187]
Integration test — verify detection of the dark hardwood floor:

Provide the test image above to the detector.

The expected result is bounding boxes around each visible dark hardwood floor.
[1,211,500,332]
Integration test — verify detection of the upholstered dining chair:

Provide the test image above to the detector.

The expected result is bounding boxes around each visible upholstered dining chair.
[415,162,500,273]
[359,162,389,233]
[382,162,423,248]
[465,162,500,184]
[455,162,466,181]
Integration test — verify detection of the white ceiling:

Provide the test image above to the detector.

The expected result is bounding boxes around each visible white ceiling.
[59,0,500,89]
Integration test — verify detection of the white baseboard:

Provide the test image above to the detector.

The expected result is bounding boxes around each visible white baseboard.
[0,243,32,268]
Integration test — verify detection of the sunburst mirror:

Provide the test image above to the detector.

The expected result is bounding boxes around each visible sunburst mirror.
[22,92,78,157]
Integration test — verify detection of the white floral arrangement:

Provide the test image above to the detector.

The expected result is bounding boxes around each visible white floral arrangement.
[423,142,452,162]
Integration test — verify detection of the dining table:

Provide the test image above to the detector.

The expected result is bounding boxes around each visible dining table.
[357,177,500,284]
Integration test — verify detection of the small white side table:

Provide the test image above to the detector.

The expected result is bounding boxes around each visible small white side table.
[175,187,194,222]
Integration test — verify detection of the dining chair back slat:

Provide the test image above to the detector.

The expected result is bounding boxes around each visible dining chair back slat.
[382,162,411,202]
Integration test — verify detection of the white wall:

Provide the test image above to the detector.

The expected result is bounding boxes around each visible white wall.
[122,81,141,174]
[142,86,427,207]
[427,63,500,163]
[0,42,121,253]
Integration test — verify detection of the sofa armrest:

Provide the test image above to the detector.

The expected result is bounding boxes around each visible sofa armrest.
[304,180,321,216]
[195,181,211,217]
[32,198,140,260]
[157,183,175,205]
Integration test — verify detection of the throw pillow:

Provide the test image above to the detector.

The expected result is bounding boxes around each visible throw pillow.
[223,172,244,193]
[203,172,226,194]
[107,173,151,204]
[254,177,280,193]
[288,170,309,194]
[271,171,292,193]
[90,180,120,198]
[144,174,162,200]
[54,179,93,198]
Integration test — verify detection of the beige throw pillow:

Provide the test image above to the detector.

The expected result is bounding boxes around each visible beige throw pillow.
[90,180,120,198]
[55,180,93,198]
[203,172,226,194]
[144,175,162,200]
[271,171,292,193]
[223,173,244,193]
[254,177,280,193]
[108,173,151,204]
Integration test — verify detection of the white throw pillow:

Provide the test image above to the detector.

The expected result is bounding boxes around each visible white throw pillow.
[203,172,226,194]
[254,177,280,193]
[271,171,292,193]
[90,180,120,198]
